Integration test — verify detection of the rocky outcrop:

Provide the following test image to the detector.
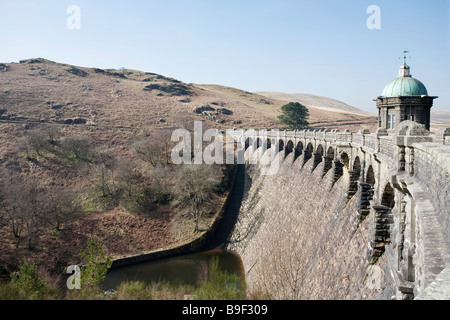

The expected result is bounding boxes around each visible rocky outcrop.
[66,67,88,77]
[143,83,193,96]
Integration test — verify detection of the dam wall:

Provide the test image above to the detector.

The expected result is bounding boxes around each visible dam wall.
[226,122,450,300]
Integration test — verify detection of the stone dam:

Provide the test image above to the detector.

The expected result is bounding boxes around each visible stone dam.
[224,121,450,300]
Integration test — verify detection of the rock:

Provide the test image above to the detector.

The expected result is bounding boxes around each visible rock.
[63,119,73,125]
[158,118,166,123]
[143,83,193,96]
[20,58,44,64]
[258,98,272,105]
[193,105,215,114]
[66,67,88,77]
[105,71,127,79]
[218,108,233,115]
[73,118,87,124]
[0,63,10,72]
[81,84,92,91]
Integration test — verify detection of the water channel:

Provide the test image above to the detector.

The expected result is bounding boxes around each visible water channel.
[102,165,248,291]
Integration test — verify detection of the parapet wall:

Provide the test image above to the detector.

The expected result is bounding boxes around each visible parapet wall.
[227,122,450,300]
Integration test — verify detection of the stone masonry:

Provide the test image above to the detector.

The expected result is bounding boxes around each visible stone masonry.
[226,121,450,300]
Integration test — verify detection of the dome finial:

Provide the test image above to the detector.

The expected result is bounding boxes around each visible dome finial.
[399,50,411,77]
[402,50,410,65]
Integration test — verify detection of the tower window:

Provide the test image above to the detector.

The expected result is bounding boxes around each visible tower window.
[406,106,415,121]
[388,114,396,129]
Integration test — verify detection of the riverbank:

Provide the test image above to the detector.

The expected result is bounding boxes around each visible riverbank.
[109,164,238,270]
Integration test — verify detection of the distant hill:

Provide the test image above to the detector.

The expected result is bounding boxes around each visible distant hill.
[431,109,450,126]
[256,92,374,116]
[0,58,378,133]
[196,85,377,131]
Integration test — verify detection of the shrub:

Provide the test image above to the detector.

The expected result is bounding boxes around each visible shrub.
[114,281,153,300]
[0,259,57,300]
[194,257,246,300]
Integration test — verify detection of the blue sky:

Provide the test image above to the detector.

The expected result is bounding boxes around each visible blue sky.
[0,0,449,112]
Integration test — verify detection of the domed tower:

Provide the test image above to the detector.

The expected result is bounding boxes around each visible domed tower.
[375,60,437,131]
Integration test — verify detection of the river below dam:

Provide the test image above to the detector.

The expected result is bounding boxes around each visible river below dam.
[102,249,245,290]
[102,165,248,291]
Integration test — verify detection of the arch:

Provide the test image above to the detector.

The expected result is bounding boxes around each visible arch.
[278,139,285,153]
[286,140,294,155]
[294,141,303,160]
[357,164,376,226]
[313,144,324,171]
[370,182,396,264]
[256,138,263,149]
[316,144,324,156]
[352,157,361,176]
[340,152,350,169]
[304,143,313,164]
[323,146,334,177]
[245,138,251,150]
[381,183,395,208]
[366,165,375,185]
[347,156,361,200]
[266,138,272,150]
[326,146,335,159]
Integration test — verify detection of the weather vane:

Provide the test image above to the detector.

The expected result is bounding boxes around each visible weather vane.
[400,50,411,64]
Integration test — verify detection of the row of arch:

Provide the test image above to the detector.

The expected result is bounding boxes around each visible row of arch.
[245,137,377,184]
[245,136,397,262]
[244,137,393,198]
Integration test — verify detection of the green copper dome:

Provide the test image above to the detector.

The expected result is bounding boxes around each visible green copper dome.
[381,64,428,97]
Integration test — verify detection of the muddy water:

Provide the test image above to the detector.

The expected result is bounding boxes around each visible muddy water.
[102,249,245,290]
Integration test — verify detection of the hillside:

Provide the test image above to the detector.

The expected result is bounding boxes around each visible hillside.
[197,85,378,131]
[0,58,377,133]
[431,109,450,127]
[0,58,377,274]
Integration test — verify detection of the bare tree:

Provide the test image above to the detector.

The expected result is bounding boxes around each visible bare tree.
[60,135,94,162]
[40,124,62,147]
[174,164,222,232]
[132,129,174,167]
[2,177,45,250]
[44,187,79,231]
[0,168,52,249]
[0,168,26,246]
[115,159,142,198]
[18,130,51,159]
[92,148,118,198]
[21,181,45,250]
